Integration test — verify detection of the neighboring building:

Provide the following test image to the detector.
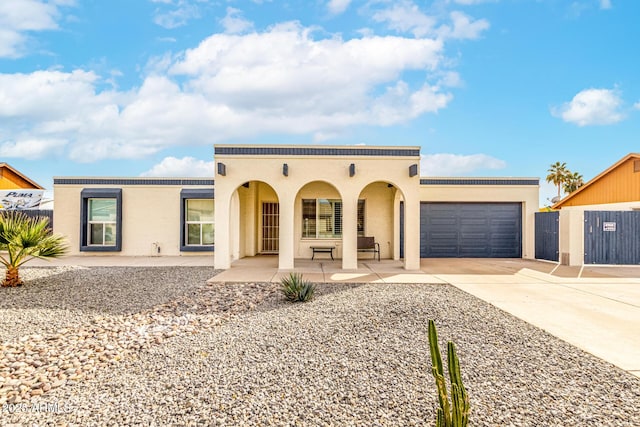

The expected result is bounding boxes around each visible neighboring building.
[0,163,44,190]
[54,145,540,270]
[553,153,640,210]
[539,153,640,265]
[0,163,47,211]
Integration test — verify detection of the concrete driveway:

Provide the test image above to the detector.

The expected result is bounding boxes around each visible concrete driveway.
[421,258,640,378]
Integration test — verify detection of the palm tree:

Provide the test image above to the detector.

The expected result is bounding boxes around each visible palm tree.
[546,161,569,200]
[563,171,585,194]
[0,211,68,287]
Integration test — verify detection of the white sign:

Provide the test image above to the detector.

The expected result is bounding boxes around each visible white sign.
[603,221,616,232]
[0,190,44,210]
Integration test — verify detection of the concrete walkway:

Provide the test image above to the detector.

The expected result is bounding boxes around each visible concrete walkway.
[22,255,640,378]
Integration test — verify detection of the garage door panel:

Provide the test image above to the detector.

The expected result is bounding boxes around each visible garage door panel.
[420,203,522,258]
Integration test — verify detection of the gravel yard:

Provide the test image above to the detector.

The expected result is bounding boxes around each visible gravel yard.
[2,267,640,426]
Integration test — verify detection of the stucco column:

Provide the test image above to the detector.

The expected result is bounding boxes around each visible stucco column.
[342,195,358,270]
[214,189,232,270]
[278,192,295,270]
[403,195,420,270]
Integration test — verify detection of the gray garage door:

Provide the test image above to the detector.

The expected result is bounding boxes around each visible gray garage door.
[420,203,522,258]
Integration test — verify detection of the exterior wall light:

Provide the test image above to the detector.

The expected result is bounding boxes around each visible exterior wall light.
[349,163,356,177]
[217,162,226,176]
[409,164,418,177]
[283,163,289,176]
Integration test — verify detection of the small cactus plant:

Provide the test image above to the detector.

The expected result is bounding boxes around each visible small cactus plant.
[428,319,470,427]
[280,272,316,302]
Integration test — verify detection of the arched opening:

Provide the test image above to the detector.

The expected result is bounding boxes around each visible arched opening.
[230,180,280,261]
[357,181,405,261]
[294,181,343,261]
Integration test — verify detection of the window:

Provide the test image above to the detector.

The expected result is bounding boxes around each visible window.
[302,199,365,239]
[88,199,117,246]
[180,189,214,252]
[357,199,365,237]
[80,188,122,252]
[186,199,214,246]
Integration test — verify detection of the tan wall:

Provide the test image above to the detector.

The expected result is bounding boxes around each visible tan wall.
[359,182,395,258]
[557,202,640,266]
[419,183,539,259]
[231,180,398,261]
[54,184,213,256]
[558,209,584,266]
[214,146,422,269]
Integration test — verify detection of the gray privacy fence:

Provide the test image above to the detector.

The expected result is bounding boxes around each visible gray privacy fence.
[18,210,54,229]
[535,211,559,262]
[584,210,640,265]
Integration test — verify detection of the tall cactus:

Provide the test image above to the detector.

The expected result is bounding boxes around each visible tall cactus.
[428,319,470,427]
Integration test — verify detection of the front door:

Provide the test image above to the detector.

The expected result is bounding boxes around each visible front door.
[262,202,279,253]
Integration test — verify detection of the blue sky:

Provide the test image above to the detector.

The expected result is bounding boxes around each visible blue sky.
[0,0,638,206]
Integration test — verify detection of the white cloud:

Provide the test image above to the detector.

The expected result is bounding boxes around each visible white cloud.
[141,156,215,177]
[371,1,488,40]
[0,22,460,162]
[634,101,640,110]
[327,0,352,15]
[599,0,612,10]
[372,1,437,38]
[152,0,200,29]
[438,11,490,40]
[452,0,495,4]
[0,138,67,160]
[420,153,506,176]
[552,88,624,126]
[0,0,72,58]
[220,7,254,34]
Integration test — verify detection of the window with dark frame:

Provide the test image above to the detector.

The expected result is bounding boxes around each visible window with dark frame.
[80,188,122,252]
[302,199,365,239]
[185,199,214,246]
[180,188,214,252]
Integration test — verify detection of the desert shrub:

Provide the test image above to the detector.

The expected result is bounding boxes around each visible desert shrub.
[280,272,315,302]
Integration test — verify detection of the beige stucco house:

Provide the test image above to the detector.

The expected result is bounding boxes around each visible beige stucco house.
[54,144,539,270]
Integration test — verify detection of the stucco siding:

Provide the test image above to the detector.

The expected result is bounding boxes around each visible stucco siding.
[419,183,538,259]
[54,183,213,256]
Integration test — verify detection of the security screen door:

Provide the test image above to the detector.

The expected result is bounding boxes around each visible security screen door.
[262,202,279,253]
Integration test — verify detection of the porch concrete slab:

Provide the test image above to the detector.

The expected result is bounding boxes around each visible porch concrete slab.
[432,273,546,284]
[292,260,327,272]
[323,272,382,283]
[273,272,326,284]
[373,273,445,284]
[212,268,278,283]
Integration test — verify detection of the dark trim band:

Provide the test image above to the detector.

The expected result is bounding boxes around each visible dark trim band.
[214,146,420,157]
[420,178,539,186]
[55,178,214,186]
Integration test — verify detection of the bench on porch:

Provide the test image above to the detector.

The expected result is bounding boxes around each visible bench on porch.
[357,236,380,261]
[310,246,335,260]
